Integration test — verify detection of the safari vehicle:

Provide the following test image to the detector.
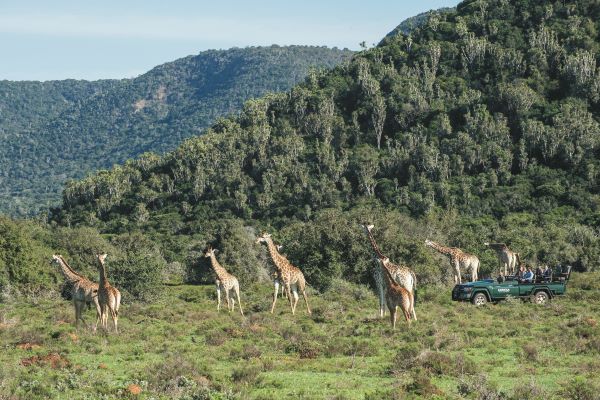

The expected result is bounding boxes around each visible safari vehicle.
[452,266,571,306]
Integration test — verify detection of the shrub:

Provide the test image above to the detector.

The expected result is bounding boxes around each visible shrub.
[109,232,167,301]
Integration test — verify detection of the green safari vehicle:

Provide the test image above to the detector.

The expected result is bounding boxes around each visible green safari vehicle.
[452,266,571,306]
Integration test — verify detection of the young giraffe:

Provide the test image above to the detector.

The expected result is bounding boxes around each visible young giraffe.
[95,254,121,333]
[424,240,479,284]
[360,224,417,320]
[484,242,518,276]
[380,259,413,329]
[256,232,311,315]
[203,246,244,316]
[51,255,100,330]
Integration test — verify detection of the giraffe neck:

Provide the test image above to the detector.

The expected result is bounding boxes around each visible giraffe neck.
[381,262,400,291]
[428,241,454,256]
[364,227,385,259]
[265,238,285,272]
[209,254,229,280]
[56,256,83,283]
[98,258,109,288]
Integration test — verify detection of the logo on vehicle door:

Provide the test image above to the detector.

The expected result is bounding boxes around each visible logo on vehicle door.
[497,288,510,292]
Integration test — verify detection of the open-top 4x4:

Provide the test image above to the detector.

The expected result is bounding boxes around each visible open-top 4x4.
[452,266,571,305]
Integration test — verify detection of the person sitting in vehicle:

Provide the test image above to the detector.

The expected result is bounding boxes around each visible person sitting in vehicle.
[522,266,534,283]
[542,265,552,282]
[516,265,526,281]
[534,265,543,282]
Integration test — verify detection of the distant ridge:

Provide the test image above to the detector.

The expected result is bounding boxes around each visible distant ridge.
[0,45,353,216]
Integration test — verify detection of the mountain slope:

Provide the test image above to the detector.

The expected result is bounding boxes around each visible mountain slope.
[55,0,600,288]
[0,45,353,216]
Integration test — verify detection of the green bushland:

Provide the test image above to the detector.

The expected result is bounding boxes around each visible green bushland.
[0,273,598,399]
[47,0,599,294]
[0,46,353,217]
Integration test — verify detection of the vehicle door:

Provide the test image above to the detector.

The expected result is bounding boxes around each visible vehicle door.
[490,280,519,299]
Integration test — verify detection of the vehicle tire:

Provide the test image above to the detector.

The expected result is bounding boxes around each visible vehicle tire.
[533,291,549,305]
[472,292,487,306]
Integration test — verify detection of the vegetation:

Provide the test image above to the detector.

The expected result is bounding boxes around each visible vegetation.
[0,274,599,399]
[0,46,353,216]
[49,0,599,292]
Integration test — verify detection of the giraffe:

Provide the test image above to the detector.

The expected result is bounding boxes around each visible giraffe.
[360,224,417,320]
[380,259,413,329]
[484,242,518,276]
[95,254,121,333]
[256,232,311,315]
[203,246,244,316]
[424,240,479,284]
[51,255,100,330]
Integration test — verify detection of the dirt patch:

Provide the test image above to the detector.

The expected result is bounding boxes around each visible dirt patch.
[127,384,142,395]
[21,352,70,369]
[16,342,42,350]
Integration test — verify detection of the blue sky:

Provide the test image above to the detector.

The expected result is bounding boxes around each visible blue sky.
[1,0,459,81]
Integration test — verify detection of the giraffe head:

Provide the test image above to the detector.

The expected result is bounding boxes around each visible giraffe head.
[276,244,283,251]
[204,246,217,258]
[51,254,62,265]
[96,253,108,264]
[359,223,375,233]
[255,232,271,244]
[424,239,433,247]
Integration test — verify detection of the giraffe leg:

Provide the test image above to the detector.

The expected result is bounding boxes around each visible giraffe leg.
[271,280,279,313]
[410,291,417,321]
[109,303,118,334]
[225,288,231,313]
[302,290,311,315]
[73,300,80,329]
[230,290,236,312]
[292,288,299,315]
[378,282,386,318]
[389,305,397,329]
[454,261,462,284]
[216,284,222,312]
[285,284,294,314]
[93,300,101,333]
[235,285,244,316]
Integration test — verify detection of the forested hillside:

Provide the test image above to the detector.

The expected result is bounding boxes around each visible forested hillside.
[44,0,599,294]
[0,46,353,216]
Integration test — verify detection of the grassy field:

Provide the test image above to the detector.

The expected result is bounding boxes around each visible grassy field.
[1,273,599,399]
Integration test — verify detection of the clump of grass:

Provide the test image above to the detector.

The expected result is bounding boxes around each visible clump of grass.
[457,373,506,400]
[510,379,547,400]
[145,354,212,397]
[391,346,476,377]
[404,370,444,397]
[559,377,599,400]
[231,364,262,385]
[230,344,262,360]
[519,343,538,362]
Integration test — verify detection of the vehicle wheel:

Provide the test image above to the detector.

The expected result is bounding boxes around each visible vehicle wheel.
[533,291,549,305]
[472,293,487,306]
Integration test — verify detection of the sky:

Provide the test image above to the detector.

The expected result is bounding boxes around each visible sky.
[0,0,459,81]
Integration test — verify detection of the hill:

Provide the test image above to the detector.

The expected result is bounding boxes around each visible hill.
[51,0,600,291]
[0,46,353,216]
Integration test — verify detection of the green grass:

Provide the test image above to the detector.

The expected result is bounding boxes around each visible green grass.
[1,273,599,399]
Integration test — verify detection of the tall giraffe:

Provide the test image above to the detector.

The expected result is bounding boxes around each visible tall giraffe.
[51,255,100,330]
[256,232,311,315]
[424,240,479,284]
[203,246,244,316]
[484,242,518,276]
[360,224,417,320]
[95,254,121,333]
[380,259,413,329]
